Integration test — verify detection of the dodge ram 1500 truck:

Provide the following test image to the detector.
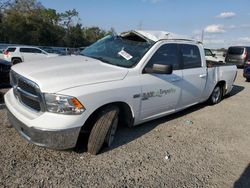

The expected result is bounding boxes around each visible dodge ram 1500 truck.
[4,30,237,155]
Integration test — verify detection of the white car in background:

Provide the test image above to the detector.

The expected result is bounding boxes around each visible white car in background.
[205,48,225,63]
[3,46,59,65]
[0,49,5,60]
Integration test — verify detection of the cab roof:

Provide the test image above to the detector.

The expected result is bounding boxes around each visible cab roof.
[120,30,199,43]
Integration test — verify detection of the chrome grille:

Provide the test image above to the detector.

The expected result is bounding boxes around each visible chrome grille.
[20,94,41,111]
[18,78,37,95]
[11,71,45,112]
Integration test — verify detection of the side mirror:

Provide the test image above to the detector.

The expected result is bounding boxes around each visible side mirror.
[145,64,173,74]
[212,54,216,57]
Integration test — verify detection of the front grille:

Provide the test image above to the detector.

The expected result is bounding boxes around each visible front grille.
[18,79,37,95]
[20,94,41,111]
[10,70,17,86]
[11,71,44,112]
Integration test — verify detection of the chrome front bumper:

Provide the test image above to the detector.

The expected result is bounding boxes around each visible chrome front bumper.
[7,107,81,150]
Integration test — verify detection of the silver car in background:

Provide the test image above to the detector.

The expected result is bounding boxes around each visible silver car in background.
[225,46,250,68]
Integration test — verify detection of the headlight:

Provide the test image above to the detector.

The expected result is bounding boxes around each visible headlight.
[44,93,85,115]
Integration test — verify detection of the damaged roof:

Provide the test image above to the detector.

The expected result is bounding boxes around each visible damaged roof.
[121,30,197,43]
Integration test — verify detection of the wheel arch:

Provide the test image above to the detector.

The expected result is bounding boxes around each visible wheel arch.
[216,80,226,96]
[80,101,135,134]
[11,57,22,64]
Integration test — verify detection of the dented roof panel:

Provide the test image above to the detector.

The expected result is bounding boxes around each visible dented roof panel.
[131,30,196,42]
[135,30,171,42]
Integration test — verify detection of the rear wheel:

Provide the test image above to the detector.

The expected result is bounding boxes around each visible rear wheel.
[209,85,222,105]
[12,58,22,65]
[87,106,119,155]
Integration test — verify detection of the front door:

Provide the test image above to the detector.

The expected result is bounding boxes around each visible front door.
[140,43,183,121]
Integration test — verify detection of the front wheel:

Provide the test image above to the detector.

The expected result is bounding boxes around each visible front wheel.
[87,106,119,155]
[209,85,222,105]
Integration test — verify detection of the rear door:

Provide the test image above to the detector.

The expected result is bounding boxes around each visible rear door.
[20,48,34,62]
[179,44,207,108]
[30,48,48,61]
[140,43,183,120]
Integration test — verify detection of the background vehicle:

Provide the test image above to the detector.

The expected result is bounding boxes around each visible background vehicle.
[0,59,11,88]
[205,48,224,63]
[225,46,250,68]
[243,59,250,81]
[3,46,59,64]
[5,30,237,155]
[0,49,4,60]
[39,46,61,54]
[0,45,8,60]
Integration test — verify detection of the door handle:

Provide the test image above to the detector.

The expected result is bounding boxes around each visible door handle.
[199,74,207,78]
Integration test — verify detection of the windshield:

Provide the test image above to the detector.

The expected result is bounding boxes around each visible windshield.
[80,34,153,68]
[205,49,213,56]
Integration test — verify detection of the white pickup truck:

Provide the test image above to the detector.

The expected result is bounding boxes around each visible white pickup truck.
[204,48,225,63]
[4,30,237,155]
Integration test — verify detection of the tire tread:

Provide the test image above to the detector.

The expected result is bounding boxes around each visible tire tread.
[87,106,118,155]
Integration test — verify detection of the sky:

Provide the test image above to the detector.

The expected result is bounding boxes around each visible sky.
[40,0,250,49]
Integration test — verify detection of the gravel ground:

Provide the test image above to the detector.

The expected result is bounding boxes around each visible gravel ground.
[0,69,250,187]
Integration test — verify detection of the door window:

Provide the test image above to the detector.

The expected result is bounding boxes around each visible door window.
[31,48,43,53]
[20,48,42,53]
[180,44,201,69]
[144,43,180,71]
[20,48,32,53]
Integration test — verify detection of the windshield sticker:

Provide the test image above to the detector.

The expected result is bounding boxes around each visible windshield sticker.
[118,49,133,60]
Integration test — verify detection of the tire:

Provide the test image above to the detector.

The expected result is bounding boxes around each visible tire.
[246,78,250,82]
[209,85,222,105]
[87,106,119,155]
[12,58,22,65]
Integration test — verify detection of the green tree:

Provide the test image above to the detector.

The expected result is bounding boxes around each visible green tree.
[83,27,107,45]
[59,9,82,46]
[0,0,12,42]
[0,0,110,47]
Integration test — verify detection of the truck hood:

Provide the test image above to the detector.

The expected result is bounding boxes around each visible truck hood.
[12,56,128,93]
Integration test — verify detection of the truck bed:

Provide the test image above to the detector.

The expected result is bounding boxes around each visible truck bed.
[206,60,236,68]
[205,61,237,97]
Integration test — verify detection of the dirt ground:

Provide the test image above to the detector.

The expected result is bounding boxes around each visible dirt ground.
[0,69,249,188]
